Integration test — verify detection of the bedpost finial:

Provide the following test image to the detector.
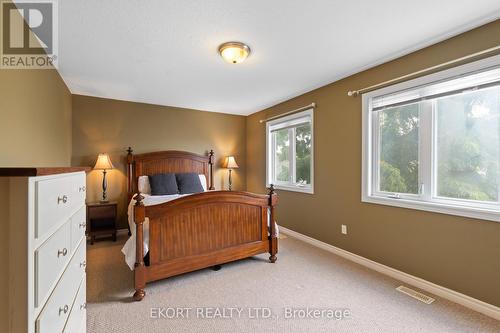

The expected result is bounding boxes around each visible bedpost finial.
[209,149,215,164]
[127,147,134,164]
[134,193,144,205]
[208,149,215,190]
[268,184,275,195]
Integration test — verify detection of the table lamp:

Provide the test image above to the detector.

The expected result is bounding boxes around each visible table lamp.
[223,156,239,191]
[94,153,114,203]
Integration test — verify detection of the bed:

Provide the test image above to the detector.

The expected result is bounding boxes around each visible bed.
[123,148,278,301]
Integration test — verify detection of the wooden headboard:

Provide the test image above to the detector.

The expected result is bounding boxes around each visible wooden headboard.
[126,147,215,199]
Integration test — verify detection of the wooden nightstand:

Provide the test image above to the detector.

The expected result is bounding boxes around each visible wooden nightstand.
[87,201,117,244]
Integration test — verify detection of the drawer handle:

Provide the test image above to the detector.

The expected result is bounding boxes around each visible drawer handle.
[79,222,86,229]
[57,195,68,204]
[79,186,86,192]
[80,302,87,310]
[59,304,69,316]
[57,248,68,257]
[80,260,86,268]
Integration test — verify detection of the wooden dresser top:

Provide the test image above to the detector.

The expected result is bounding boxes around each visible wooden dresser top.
[0,167,91,177]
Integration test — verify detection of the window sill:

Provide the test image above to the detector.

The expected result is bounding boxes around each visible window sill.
[269,184,314,194]
[362,195,500,223]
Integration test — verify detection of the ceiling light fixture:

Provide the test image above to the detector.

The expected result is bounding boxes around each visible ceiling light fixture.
[218,42,251,64]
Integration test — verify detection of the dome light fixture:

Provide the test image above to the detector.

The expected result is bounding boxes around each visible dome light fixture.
[218,42,251,64]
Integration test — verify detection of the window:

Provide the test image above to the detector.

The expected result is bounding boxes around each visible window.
[363,55,500,222]
[267,109,314,193]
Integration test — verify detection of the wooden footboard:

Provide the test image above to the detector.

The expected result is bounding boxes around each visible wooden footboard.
[132,187,278,301]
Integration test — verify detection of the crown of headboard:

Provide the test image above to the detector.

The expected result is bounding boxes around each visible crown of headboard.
[126,147,215,199]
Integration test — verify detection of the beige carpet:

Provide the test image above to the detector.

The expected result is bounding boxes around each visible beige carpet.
[86,234,500,333]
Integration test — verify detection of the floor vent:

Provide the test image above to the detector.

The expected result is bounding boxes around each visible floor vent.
[396,286,435,304]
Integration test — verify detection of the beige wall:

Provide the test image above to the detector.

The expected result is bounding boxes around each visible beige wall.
[0,68,70,331]
[0,180,9,333]
[247,20,500,307]
[0,6,72,329]
[0,69,72,166]
[71,95,247,228]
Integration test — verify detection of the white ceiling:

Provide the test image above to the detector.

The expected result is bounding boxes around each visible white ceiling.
[55,0,500,115]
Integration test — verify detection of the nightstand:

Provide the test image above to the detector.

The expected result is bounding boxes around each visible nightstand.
[87,201,117,244]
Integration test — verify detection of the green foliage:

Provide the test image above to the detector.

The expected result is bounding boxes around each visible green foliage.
[380,161,407,193]
[436,90,499,202]
[273,124,312,184]
[275,128,290,182]
[438,176,492,201]
[379,104,419,194]
[295,124,312,184]
[378,86,500,202]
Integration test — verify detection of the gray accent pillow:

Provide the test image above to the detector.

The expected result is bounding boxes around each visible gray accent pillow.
[148,173,179,195]
[176,173,204,194]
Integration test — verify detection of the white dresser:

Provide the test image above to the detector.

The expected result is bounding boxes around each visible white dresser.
[2,168,88,333]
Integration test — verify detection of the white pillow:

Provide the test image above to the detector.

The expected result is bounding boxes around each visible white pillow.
[199,174,207,192]
[138,174,207,195]
[138,176,151,195]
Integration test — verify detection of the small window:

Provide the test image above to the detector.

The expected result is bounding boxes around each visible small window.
[266,109,314,193]
[362,54,500,222]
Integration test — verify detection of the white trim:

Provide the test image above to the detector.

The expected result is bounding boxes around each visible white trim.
[266,108,314,194]
[279,226,500,321]
[363,195,500,222]
[362,54,500,223]
[273,183,314,194]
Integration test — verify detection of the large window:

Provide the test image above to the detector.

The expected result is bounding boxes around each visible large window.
[267,109,314,193]
[363,55,500,222]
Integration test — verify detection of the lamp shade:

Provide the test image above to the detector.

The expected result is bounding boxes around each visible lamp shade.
[223,156,239,169]
[93,153,115,170]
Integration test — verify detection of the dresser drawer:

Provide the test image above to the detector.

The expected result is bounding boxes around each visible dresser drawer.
[71,206,86,253]
[36,173,86,239]
[35,221,71,308]
[63,277,86,333]
[36,240,86,333]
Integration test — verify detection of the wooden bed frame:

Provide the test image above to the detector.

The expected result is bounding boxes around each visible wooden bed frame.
[126,148,278,301]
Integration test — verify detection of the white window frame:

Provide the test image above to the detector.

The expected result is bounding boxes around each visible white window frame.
[266,109,314,194]
[362,54,500,222]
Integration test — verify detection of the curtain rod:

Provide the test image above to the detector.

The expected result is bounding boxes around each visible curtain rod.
[347,44,500,97]
[259,103,316,123]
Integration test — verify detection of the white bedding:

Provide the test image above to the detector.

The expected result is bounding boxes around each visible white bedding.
[121,193,278,270]
[122,194,185,270]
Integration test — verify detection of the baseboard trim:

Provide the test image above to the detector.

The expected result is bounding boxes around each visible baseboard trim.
[279,226,500,321]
